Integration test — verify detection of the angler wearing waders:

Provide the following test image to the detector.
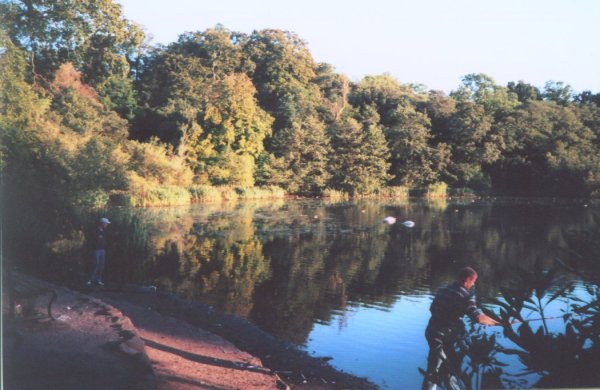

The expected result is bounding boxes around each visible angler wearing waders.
[422,267,499,390]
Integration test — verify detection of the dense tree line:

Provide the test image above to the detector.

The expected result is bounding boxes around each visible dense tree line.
[2,0,599,200]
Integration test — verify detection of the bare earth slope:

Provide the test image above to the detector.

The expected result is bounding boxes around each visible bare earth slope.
[3,273,376,389]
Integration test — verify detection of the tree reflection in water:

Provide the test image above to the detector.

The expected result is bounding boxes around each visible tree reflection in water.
[103,199,600,388]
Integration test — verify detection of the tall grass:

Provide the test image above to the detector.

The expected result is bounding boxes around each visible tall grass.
[110,186,191,207]
[323,187,410,199]
[323,189,350,200]
[425,182,448,199]
[235,186,286,199]
[189,185,222,202]
[378,186,410,199]
[189,185,286,203]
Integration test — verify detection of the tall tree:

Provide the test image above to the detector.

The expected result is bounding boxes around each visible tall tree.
[420,90,456,142]
[329,117,390,195]
[445,101,499,189]
[1,0,144,117]
[1,0,144,83]
[507,80,542,104]
[193,73,274,185]
[243,29,330,192]
[452,73,519,116]
[493,100,598,196]
[167,25,248,80]
[576,91,600,107]
[542,81,574,106]
[314,63,350,124]
[243,29,320,132]
[135,27,278,186]
[50,63,129,141]
[350,74,443,186]
[270,116,331,194]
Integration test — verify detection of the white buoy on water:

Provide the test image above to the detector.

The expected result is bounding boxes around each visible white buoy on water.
[383,216,397,225]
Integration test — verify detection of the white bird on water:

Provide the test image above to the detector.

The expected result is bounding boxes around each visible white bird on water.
[383,216,396,225]
[383,217,415,228]
[401,220,415,228]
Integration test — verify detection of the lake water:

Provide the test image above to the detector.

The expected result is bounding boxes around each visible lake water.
[104,198,598,388]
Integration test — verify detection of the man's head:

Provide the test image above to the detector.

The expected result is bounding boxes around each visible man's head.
[100,217,111,227]
[457,266,478,289]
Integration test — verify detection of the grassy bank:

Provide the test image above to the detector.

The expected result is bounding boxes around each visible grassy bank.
[107,185,287,207]
[323,186,411,200]
[105,183,452,208]
[189,185,286,202]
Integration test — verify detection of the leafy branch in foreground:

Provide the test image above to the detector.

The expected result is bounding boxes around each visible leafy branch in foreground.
[481,218,600,388]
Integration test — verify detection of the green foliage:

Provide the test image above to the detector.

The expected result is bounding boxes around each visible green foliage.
[138,186,190,207]
[493,100,599,196]
[243,29,320,131]
[206,148,255,187]
[110,185,190,207]
[0,37,194,270]
[270,116,332,194]
[444,100,498,189]
[135,34,273,185]
[349,75,446,187]
[486,243,600,388]
[507,81,541,103]
[329,117,390,195]
[452,73,519,115]
[542,81,574,105]
[314,63,350,124]
[1,0,144,87]
[201,74,273,156]
[2,2,600,281]
[125,139,193,187]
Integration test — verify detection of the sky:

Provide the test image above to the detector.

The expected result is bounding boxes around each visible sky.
[116,0,600,93]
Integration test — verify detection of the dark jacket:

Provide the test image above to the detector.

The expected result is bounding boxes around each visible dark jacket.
[427,282,483,332]
[95,226,106,250]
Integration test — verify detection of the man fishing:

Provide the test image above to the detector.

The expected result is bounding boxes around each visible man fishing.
[422,266,499,390]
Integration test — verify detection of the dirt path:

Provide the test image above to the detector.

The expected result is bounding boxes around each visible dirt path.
[3,277,154,389]
[93,289,376,389]
[98,297,280,389]
[3,273,375,389]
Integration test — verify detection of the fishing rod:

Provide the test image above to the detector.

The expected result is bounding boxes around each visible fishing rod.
[509,316,566,324]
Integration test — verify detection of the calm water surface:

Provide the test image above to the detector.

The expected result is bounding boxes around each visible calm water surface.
[106,198,598,389]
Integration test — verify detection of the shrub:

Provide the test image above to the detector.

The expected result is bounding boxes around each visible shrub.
[125,139,193,188]
[74,189,110,209]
